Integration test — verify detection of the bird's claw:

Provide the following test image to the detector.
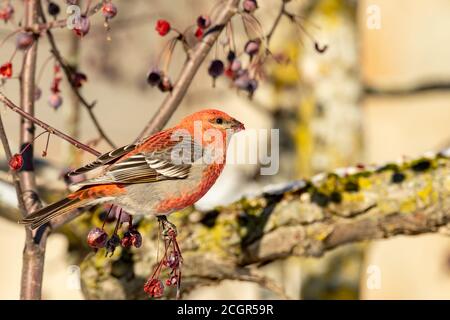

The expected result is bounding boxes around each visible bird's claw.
[157,215,177,238]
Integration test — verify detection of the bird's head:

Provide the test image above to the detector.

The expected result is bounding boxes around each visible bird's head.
[178,109,245,138]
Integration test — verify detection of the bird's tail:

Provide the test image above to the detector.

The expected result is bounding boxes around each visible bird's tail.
[20,196,89,229]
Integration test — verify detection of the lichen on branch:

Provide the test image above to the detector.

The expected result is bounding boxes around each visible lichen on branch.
[78,149,450,299]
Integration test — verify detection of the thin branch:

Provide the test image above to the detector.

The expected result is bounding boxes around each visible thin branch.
[25,1,103,33]
[0,92,101,156]
[137,0,241,139]
[36,1,117,149]
[364,81,450,96]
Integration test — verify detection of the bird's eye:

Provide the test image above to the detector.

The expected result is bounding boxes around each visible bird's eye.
[215,118,223,125]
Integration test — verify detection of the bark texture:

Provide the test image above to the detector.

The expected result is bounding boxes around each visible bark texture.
[77,150,450,299]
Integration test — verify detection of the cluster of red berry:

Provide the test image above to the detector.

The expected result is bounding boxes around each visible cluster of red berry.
[146,0,329,99]
[49,63,63,110]
[0,0,61,79]
[0,61,12,78]
[86,206,183,299]
[86,206,142,257]
[207,0,261,97]
[73,1,117,37]
[0,32,34,79]
[147,0,263,98]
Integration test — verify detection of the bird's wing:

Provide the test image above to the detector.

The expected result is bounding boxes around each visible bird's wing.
[73,132,204,186]
[68,142,138,176]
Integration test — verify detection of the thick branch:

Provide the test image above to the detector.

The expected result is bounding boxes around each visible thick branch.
[25,1,103,33]
[77,149,450,298]
[266,1,287,45]
[137,0,240,139]
[36,1,117,149]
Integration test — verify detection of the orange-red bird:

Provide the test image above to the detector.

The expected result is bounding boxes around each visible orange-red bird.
[21,109,244,229]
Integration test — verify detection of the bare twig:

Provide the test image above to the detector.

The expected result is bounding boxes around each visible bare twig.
[0,92,100,156]
[1,2,105,298]
[25,1,103,33]
[266,1,287,45]
[19,0,46,300]
[137,0,240,139]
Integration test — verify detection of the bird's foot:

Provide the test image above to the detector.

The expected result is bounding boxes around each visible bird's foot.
[157,215,177,238]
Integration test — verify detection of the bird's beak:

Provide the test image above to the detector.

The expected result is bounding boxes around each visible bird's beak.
[231,119,245,132]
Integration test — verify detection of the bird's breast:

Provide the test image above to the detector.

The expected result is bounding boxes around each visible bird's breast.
[153,163,225,213]
[115,163,225,216]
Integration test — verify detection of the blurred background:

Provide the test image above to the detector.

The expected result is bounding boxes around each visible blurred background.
[1,0,450,299]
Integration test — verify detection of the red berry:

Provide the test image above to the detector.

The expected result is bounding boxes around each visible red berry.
[230,59,242,72]
[51,77,62,94]
[74,16,90,37]
[247,79,258,93]
[86,227,108,249]
[147,69,162,86]
[0,3,14,22]
[9,154,23,171]
[234,72,250,89]
[235,75,258,93]
[197,15,211,29]
[48,94,63,110]
[235,74,258,97]
[34,87,42,101]
[105,234,120,256]
[0,62,12,78]
[194,27,203,40]
[227,50,236,62]
[244,39,261,57]
[155,19,171,36]
[163,251,180,269]
[243,0,258,13]
[120,232,132,248]
[224,66,234,79]
[144,279,164,298]
[102,2,117,19]
[16,32,34,50]
[158,76,173,92]
[71,72,87,88]
[48,2,60,17]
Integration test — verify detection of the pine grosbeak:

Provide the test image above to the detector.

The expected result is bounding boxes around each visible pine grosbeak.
[21,109,244,229]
